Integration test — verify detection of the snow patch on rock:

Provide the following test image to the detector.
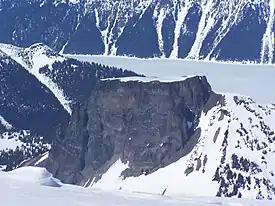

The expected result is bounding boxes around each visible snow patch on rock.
[102,76,191,83]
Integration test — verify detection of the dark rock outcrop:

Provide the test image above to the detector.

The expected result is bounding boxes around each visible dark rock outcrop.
[46,76,222,185]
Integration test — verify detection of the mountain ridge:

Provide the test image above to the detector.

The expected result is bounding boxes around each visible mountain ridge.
[0,43,141,114]
[1,42,275,200]
[0,43,141,171]
[0,0,274,63]
[43,76,275,199]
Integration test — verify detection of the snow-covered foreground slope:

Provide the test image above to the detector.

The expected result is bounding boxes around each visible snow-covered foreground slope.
[6,166,61,187]
[0,167,274,206]
[68,55,275,104]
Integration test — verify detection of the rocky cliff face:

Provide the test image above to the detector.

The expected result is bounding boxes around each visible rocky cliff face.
[46,76,221,185]
[41,76,275,199]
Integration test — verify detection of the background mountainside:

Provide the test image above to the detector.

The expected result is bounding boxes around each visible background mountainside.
[0,49,68,137]
[0,0,274,63]
[0,43,139,114]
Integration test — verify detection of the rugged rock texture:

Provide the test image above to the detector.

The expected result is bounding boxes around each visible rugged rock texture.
[46,76,221,185]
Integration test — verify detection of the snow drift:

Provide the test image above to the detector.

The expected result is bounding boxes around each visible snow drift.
[6,166,61,187]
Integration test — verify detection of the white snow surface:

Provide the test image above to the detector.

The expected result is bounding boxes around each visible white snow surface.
[102,76,191,82]
[5,166,61,187]
[0,115,12,130]
[0,165,7,171]
[68,55,275,104]
[0,137,22,151]
[0,166,274,206]
[0,130,31,151]
[35,152,49,166]
[0,43,72,114]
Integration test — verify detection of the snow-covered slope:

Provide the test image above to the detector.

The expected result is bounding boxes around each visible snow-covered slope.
[6,166,61,187]
[44,73,275,200]
[83,93,275,200]
[0,45,66,170]
[0,48,69,138]
[0,115,12,130]
[0,166,274,206]
[0,43,71,113]
[0,43,65,71]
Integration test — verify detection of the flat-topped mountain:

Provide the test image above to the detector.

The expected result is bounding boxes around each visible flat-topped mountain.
[43,76,275,199]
